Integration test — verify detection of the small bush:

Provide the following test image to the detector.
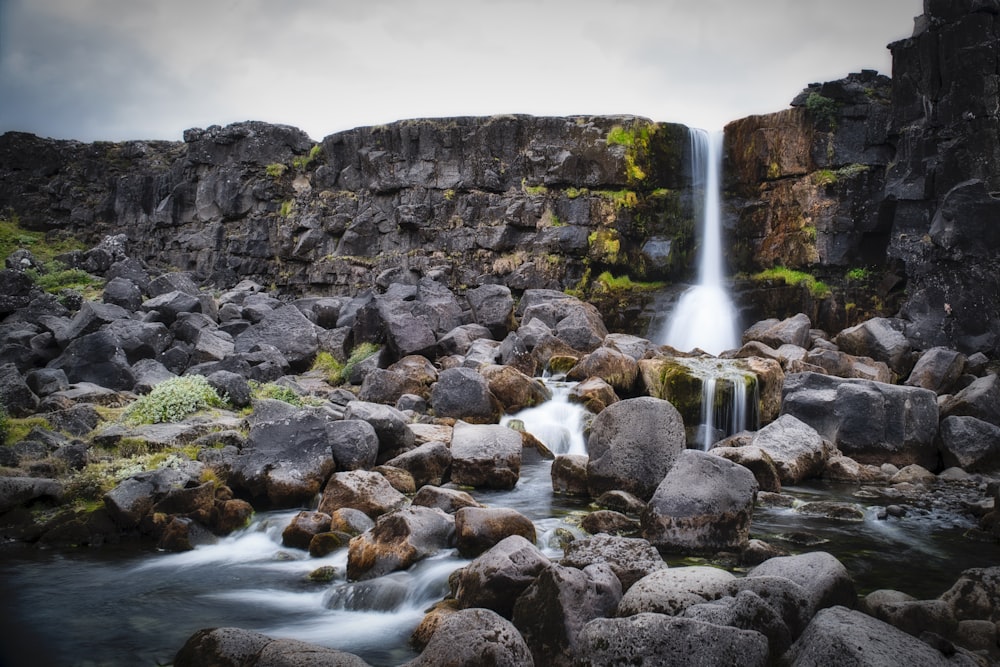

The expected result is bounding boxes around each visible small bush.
[846,267,871,282]
[340,343,381,384]
[122,376,226,425]
[805,93,839,129]
[312,351,346,385]
[29,264,104,295]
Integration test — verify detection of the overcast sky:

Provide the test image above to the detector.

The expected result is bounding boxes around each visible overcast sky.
[0,0,922,142]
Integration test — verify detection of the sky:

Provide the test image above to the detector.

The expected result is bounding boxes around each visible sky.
[0,0,923,142]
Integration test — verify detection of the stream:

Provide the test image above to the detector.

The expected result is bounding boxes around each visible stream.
[1,381,998,666]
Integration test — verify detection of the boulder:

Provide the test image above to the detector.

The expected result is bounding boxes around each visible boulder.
[512,563,623,667]
[437,323,494,357]
[101,277,143,311]
[402,608,533,667]
[346,506,455,580]
[131,358,176,394]
[103,467,194,529]
[327,419,380,471]
[567,376,619,413]
[479,364,551,414]
[24,368,69,398]
[329,507,376,536]
[566,346,639,393]
[204,370,251,409]
[586,396,686,501]
[141,290,201,325]
[411,485,481,513]
[744,313,812,348]
[937,416,1000,472]
[710,445,782,493]
[55,301,131,346]
[229,409,336,507]
[905,346,967,394]
[48,330,136,391]
[747,551,856,616]
[939,566,1000,623]
[343,400,416,463]
[781,372,940,469]
[383,441,452,487]
[318,471,407,520]
[173,627,372,667]
[324,574,410,612]
[834,317,914,378]
[281,511,332,550]
[940,373,1000,427]
[357,368,427,406]
[454,506,536,557]
[783,606,964,666]
[0,476,63,514]
[375,295,437,359]
[641,449,758,554]
[234,304,319,372]
[467,284,515,339]
[561,534,666,591]
[449,422,522,490]
[429,367,502,424]
[451,534,551,617]
[551,454,589,496]
[0,363,39,417]
[724,575,814,639]
[617,566,736,616]
[683,589,794,657]
[748,414,829,485]
[573,613,769,667]
[581,509,640,536]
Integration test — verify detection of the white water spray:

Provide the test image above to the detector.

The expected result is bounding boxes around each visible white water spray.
[660,128,739,356]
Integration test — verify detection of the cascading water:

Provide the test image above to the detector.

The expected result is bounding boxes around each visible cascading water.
[659,128,739,356]
[653,128,753,448]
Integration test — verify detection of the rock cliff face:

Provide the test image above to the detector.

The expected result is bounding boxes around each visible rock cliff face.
[0,116,693,332]
[727,1,1000,356]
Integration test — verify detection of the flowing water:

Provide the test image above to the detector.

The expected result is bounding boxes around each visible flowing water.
[1,381,998,665]
[658,128,739,357]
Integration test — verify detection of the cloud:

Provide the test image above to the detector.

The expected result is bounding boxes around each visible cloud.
[0,0,922,141]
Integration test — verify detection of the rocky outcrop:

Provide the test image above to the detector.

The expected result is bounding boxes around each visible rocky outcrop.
[0,117,694,333]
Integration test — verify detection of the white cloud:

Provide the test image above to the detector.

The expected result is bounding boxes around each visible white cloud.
[0,0,922,141]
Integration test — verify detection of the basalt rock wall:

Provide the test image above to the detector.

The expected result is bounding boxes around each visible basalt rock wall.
[0,116,693,332]
[727,1,1000,356]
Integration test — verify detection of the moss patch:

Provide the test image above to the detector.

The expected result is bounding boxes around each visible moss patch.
[752,266,830,299]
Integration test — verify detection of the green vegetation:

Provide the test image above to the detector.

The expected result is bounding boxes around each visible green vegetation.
[812,170,837,186]
[805,93,839,130]
[595,271,665,292]
[27,263,104,297]
[565,187,585,199]
[122,376,227,426]
[588,230,621,264]
[0,216,88,263]
[266,163,288,179]
[606,125,652,182]
[752,266,830,299]
[521,179,548,196]
[292,145,322,171]
[443,189,456,201]
[279,199,295,218]
[846,267,871,282]
[0,407,8,446]
[249,381,306,406]
[311,351,346,385]
[340,342,381,384]
[594,189,639,208]
[3,416,51,445]
[812,163,870,187]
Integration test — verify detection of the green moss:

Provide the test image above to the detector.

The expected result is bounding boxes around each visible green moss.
[266,163,288,178]
[767,162,781,180]
[279,200,295,218]
[443,189,456,201]
[753,266,830,299]
[0,407,7,446]
[3,416,51,445]
[522,180,548,196]
[291,144,322,171]
[122,376,226,426]
[606,124,653,183]
[594,189,639,208]
[565,187,586,199]
[588,230,622,265]
[312,351,346,385]
[846,267,871,281]
[595,271,665,292]
[249,381,306,406]
[341,342,381,384]
[0,217,88,264]
[812,170,837,186]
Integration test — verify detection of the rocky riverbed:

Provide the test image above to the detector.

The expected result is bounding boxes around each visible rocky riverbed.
[1,234,999,666]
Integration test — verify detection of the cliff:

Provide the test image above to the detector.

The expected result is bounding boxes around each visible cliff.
[0,116,693,332]
[727,1,1000,356]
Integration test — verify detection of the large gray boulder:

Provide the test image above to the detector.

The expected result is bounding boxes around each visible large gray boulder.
[343,400,416,463]
[454,506,536,557]
[383,441,452,487]
[512,563,623,667]
[174,627,372,667]
[0,362,39,417]
[748,551,856,617]
[0,476,63,514]
[834,317,914,377]
[940,373,1000,427]
[641,449,758,554]
[452,535,551,618]
[747,414,830,484]
[467,284,515,339]
[449,422,522,490]
[617,566,736,616]
[586,396,686,500]
[781,372,940,469]
[234,304,319,372]
[573,613,769,667]
[744,313,812,349]
[560,534,666,592]
[403,608,533,667]
[783,606,966,666]
[904,346,967,394]
[938,415,1000,472]
[317,470,407,519]
[229,409,337,507]
[346,506,455,580]
[683,589,794,657]
[327,419,380,471]
[429,367,502,424]
[48,330,136,391]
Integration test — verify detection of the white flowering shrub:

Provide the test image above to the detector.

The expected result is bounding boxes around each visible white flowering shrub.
[122,375,226,425]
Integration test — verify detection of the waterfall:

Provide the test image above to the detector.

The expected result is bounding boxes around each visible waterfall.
[659,128,739,356]
[696,362,759,450]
